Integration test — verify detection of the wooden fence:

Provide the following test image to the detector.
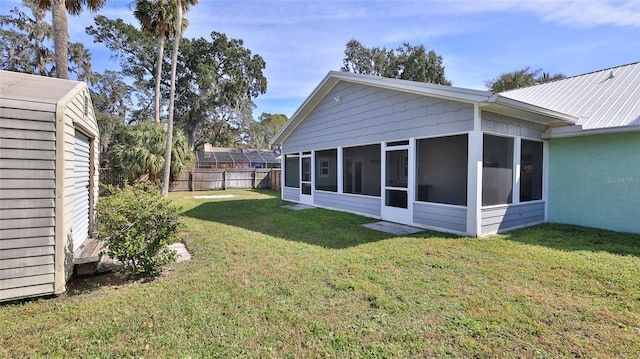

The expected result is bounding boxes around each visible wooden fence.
[99,168,281,192]
[169,168,281,192]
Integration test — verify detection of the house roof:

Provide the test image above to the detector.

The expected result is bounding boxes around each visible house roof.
[500,62,640,131]
[0,70,85,106]
[271,71,578,146]
[196,147,280,167]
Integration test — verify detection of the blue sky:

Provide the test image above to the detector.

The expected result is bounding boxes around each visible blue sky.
[3,0,639,119]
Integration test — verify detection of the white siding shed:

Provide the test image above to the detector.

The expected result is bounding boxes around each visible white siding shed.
[0,71,99,302]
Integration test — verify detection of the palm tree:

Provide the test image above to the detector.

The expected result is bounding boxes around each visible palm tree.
[38,0,107,79]
[109,121,194,182]
[161,0,197,196]
[133,0,189,123]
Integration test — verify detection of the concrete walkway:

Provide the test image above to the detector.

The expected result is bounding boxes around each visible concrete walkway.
[282,204,315,211]
[362,221,423,235]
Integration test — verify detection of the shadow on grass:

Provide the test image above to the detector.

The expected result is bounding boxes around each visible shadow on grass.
[64,271,153,297]
[181,196,456,249]
[503,223,640,257]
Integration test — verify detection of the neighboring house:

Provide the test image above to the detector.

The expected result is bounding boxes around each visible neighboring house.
[271,62,640,236]
[1,71,100,302]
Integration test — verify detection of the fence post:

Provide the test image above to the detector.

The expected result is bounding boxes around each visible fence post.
[253,169,257,189]
[190,171,194,191]
[223,169,227,190]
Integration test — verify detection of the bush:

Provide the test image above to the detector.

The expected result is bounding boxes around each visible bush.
[96,183,181,276]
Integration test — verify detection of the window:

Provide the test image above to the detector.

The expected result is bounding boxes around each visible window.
[343,144,381,196]
[416,134,468,205]
[315,149,337,192]
[320,161,329,176]
[284,154,299,188]
[483,135,514,206]
[520,140,543,202]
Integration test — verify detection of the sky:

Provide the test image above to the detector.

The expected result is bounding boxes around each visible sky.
[2,0,639,119]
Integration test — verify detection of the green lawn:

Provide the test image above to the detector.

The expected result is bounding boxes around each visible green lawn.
[2,190,639,358]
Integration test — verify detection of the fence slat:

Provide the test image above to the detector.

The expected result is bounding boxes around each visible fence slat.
[168,168,281,192]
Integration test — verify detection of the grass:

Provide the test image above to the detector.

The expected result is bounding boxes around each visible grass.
[1,189,639,358]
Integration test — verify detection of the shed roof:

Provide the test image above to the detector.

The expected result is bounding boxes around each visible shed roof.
[500,62,640,130]
[271,71,577,146]
[0,70,84,106]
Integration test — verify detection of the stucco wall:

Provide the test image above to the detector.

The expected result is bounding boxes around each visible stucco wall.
[548,132,640,234]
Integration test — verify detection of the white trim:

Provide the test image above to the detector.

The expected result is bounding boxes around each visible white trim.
[414,201,467,209]
[513,137,522,204]
[337,147,344,193]
[543,140,550,223]
[542,124,640,139]
[466,103,483,237]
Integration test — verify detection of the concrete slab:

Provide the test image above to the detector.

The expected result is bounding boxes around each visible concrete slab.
[282,204,315,211]
[362,221,423,235]
[168,242,192,262]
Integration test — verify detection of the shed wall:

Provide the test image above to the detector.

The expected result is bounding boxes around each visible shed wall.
[548,132,640,234]
[0,101,57,301]
[59,88,99,284]
[282,82,474,153]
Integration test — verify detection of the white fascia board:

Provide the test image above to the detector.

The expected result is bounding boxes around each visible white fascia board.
[270,71,492,147]
[270,73,340,147]
[542,124,640,139]
[326,71,492,103]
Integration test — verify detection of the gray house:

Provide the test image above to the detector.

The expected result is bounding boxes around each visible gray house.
[1,71,100,302]
[271,63,640,237]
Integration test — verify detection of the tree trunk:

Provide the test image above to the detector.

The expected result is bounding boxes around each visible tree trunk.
[51,0,69,79]
[161,0,182,196]
[188,128,196,152]
[154,33,165,123]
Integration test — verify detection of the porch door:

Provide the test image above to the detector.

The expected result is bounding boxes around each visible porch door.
[382,140,413,224]
[300,153,312,205]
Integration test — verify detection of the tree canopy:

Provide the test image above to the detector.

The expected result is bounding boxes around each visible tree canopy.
[341,39,451,85]
[0,0,93,81]
[485,67,566,92]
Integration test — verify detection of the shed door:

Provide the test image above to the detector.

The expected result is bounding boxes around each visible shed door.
[72,131,91,250]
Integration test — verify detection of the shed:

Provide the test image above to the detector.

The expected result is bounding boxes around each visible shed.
[1,71,99,302]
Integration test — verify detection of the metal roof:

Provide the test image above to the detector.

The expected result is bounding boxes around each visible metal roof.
[500,62,640,130]
[0,70,84,105]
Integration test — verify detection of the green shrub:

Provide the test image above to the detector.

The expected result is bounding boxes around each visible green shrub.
[96,183,181,276]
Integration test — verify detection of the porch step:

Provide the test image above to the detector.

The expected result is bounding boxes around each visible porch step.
[73,238,115,276]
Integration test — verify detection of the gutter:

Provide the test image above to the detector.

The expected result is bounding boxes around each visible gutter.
[542,124,640,139]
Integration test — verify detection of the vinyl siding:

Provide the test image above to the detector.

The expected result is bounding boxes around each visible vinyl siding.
[283,187,300,202]
[481,111,547,139]
[0,101,56,302]
[314,191,381,218]
[0,73,99,301]
[413,202,467,233]
[480,201,545,235]
[283,82,474,153]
